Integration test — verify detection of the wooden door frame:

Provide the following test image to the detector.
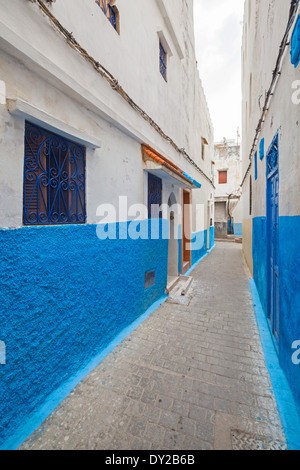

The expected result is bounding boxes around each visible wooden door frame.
[181,189,192,274]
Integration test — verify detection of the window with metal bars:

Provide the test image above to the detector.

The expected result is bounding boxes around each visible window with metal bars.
[159,41,167,82]
[24,122,86,225]
[95,0,118,32]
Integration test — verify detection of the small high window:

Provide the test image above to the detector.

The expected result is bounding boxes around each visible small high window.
[24,122,86,225]
[159,41,167,82]
[95,0,119,33]
[218,170,228,185]
[291,15,300,68]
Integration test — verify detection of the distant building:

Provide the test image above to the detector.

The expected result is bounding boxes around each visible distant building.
[241,0,300,410]
[213,139,242,239]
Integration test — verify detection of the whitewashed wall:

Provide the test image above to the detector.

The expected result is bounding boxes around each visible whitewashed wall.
[0,0,214,230]
[241,0,300,221]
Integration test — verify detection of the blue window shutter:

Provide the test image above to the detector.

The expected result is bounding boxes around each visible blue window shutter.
[291,15,300,68]
[260,138,265,160]
[255,152,258,180]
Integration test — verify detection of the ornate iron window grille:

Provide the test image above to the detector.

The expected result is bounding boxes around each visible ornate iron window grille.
[266,133,279,176]
[24,122,86,226]
[159,41,167,82]
[96,0,117,31]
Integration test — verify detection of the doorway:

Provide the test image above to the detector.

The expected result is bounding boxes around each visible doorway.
[182,189,192,274]
[167,192,179,285]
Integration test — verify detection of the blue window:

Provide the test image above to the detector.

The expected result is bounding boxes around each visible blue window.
[96,0,118,32]
[291,15,300,68]
[159,41,167,82]
[266,133,279,175]
[260,138,265,161]
[148,173,162,218]
[255,151,258,180]
[24,122,86,225]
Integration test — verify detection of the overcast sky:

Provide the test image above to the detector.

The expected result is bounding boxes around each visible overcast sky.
[194,0,244,143]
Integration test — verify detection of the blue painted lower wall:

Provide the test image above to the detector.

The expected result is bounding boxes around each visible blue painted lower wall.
[209,227,215,251]
[252,217,268,316]
[191,230,207,266]
[278,216,300,413]
[0,221,168,446]
[252,215,300,412]
[234,223,243,237]
[178,226,214,275]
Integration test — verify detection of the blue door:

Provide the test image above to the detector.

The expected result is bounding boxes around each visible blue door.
[267,134,280,344]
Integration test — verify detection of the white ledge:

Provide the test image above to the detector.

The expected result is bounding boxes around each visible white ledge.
[7,98,102,149]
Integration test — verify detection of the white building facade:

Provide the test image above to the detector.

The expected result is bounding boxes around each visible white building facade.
[0,0,215,447]
[214,139,242,239]
[241,0,300,412]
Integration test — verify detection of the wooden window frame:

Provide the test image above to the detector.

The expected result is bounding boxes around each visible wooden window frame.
[218,170,228,185]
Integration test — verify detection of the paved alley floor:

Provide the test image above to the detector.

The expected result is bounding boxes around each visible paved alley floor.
[20,242,287,450]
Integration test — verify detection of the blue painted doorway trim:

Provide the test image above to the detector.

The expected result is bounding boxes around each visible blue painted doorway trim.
[266,132,280,345]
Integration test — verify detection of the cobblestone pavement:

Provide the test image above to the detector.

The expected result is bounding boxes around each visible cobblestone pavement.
[21,242,286,450]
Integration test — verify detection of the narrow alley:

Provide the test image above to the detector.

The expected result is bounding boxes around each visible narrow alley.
[20,243,286,451]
